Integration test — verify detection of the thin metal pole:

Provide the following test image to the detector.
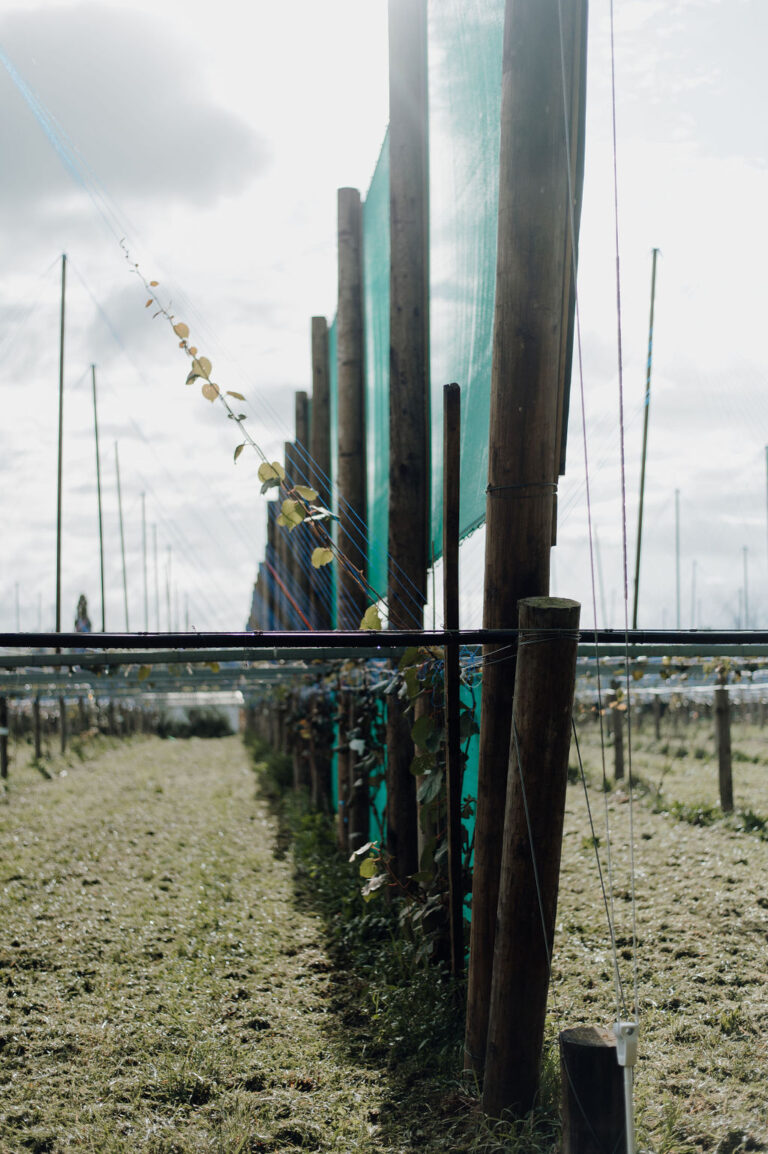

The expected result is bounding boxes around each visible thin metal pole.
[690,560,697,629]
[141,493,148,631]
[594,526,608,626]
[152,524,160,632]
[55,253,67,634]
[91,365,106,631]
[675,489,681,630]
[184,593,189,632]
[115,443,130,631]
[632,247,659,630]
[166,546,172,632]
[743,546,749,630]
[15,584,19,632]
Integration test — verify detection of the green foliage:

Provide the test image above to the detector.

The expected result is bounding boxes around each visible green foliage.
[157,708,234,740]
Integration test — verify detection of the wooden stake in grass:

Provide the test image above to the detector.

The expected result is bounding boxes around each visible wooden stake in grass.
[465,0,588,1074]
[482,597,580,1117]
[0,696,8,780]
[559,1026,627,1152]
[715,685,734,813]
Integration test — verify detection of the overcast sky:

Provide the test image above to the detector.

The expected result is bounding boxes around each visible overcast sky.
[1,0,766,633]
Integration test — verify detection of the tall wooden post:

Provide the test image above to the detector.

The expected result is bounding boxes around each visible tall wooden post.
[336,188,368,630]
[443,383,464,977]
[33,696,42,761]
[336,688,351,850]
[385,0,430,886]
[347,693,369,851]
[0,697,8,780]
[482,597,580,1117]
[266,502,279,630]
[609,689,625,781]
[310,317,332,630]
[465,0,588,1074]
[59,696,68,755]
[294,392,312,626]
[715,686,733,813]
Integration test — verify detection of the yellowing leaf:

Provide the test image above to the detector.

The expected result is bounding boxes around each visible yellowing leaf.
[280,499,306,529]
[360,605,382,631]
[149,280,159,287]
[226,391,246,401]
[359,856,377,879]
[234,443,245,463]
[137,664,152,681]
[145,299,153,308]
[294,484,318,502]
[206,661,220,673]
[202,382,220,402]
[311,547,334,568]
[257,461,286,483]
[173,321,189,339]
[191,356,212,380]
[189,346,198,356]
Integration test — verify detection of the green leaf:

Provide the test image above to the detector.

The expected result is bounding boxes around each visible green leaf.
[294,484,318,502]
[361,874,387,901]
[410,751,435,777]
[137,665,151,682]
[234,443,245,463]
[359,856,377,879]
[280,499,306,530]
[459,710,480,740]
[411,714,435,748]
[398,646,420,672]
[418,772,444,806]
[311,547,334,568]
[258,461,285,484]
[359,605,382,631]
[403,667,420,702]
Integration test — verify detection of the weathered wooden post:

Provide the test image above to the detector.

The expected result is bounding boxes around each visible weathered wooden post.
[309,317,332,631]
[294,391,312,625]
[266,502,279,630]
[652,694,662,740]
[714,685,733,813]
[348,693,369,852]
[59,695,68,754]
[385,0,429,886]
[336,687,351,850]
[336,187,368,630]
[443,383,464,978]
[559,1026,627,1152]
[0,697,8,780]
[609,688,625,782]
[465,0,588,1073]
[482,597,580,1117]
[33,696,42,761]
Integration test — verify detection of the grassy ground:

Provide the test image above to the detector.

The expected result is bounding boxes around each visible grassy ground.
[1,725,766,1152]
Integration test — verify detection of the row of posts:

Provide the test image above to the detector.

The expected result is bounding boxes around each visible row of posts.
[0,696,156,780]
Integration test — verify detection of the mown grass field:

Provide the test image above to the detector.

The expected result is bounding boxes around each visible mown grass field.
[0,722,766,1152]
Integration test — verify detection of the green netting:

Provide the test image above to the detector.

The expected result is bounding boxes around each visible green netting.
[428,0,505,549]
[362,134,390,600]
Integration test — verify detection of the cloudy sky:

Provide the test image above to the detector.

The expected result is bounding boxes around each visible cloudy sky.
[1,0,766,633]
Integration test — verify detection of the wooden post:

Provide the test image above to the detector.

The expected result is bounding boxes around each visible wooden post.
[466,0,588,1074]
[266,502,279,630]
[348,694,369,852]
[59,696,68,754]
[609,689,625,782]
[653,695,661,740]
[336,187,368,630]
[309,317,332,630]
[0,697,8,780]
[482,597,580,1117]
[336,688,350,850]
[385,0,430,888]
[294,391,312,626]
[33,696,42,760]
[560,1027,627,1153]
[280,439,296,626]
[443,383,464,977]
[715,686,733,813]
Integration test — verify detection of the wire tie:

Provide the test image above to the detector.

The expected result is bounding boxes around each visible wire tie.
[486,481,558,497]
